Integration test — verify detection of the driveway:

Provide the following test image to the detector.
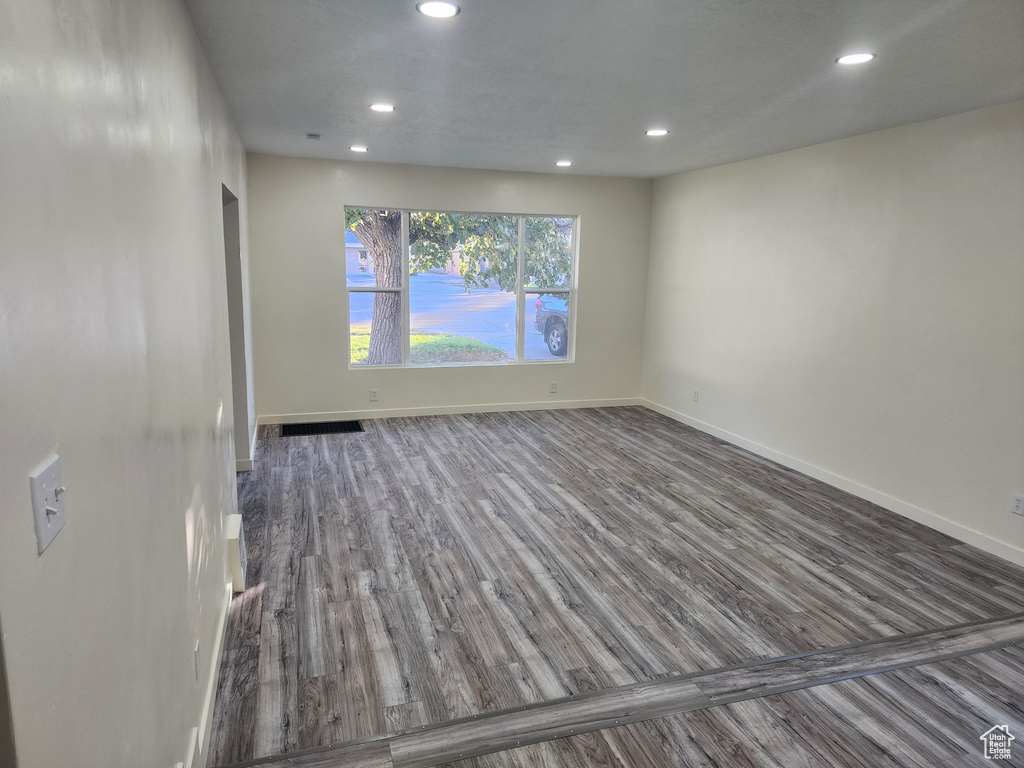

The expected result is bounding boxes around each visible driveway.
[350,272,560,361]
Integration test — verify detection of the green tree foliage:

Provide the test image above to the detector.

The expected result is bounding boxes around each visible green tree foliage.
[523,216,573,290]
[346,209,572,291]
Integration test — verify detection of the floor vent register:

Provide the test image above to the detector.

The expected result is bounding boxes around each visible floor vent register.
[280,420,364,437]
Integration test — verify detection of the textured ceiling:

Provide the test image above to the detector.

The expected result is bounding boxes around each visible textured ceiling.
[183,0,1024,178]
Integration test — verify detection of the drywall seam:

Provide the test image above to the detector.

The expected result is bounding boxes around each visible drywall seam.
[195,582,232,768]
[642,399,1024,569]
[260,397,644,425]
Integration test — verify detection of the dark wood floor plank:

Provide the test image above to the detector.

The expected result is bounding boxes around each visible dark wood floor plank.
[296,556,334,680]
[329,599,386,739]
[207,647,260,766]
[223,584,265,652]
[385,701,428,734]
[296,676,329,750]
[253,605,299,758]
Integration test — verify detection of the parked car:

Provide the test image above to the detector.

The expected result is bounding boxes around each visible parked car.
[534,295,569,357]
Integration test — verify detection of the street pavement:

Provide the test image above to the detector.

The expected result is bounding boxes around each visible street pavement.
[349,272,561,361]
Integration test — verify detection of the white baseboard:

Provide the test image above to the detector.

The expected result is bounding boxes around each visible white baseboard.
[641,399,1024,569]
[889,497,1024,569]
[234,413,259,473]
[260,397,644,425]
[191,581,232,768]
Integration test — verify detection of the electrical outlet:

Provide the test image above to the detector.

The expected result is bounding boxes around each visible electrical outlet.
[693,389,699,402]
[549,382,558,394]
[369,389,378,402]
[1013,495,1024,516]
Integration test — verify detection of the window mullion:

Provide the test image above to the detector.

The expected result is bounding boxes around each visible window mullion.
[570,216,579,362]
[516,216,526,363]
[402,211,410,367]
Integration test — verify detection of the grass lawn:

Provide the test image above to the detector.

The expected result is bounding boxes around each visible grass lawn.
[351,326,509,365]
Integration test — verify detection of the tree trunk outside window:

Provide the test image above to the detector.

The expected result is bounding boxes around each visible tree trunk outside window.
[353,211,403,365]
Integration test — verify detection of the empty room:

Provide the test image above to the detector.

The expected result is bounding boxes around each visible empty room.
[1,1,1023,767]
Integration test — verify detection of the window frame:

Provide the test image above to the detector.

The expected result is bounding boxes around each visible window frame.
[345,207,578,369]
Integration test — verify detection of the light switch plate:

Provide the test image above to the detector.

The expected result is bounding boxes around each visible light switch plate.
[30,454,65,554]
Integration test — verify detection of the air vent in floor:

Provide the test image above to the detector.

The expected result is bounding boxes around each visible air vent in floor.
[280,421,363,437]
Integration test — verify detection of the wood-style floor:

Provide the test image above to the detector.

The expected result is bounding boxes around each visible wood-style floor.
[433,644,1024,768]
[207,407,1024,767]
[210,635,1024,768]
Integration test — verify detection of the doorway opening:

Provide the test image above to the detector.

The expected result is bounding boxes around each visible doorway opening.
[222,185,254,471]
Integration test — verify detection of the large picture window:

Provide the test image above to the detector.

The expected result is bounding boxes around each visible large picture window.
[346,208,576,367]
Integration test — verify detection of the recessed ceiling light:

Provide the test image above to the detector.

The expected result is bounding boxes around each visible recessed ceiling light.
[350,145,368,153]
[370,103,395,113]
[836,52,876,65]
[646,129,669,137]
[555,160,572,167]
[416,1,460,18]
[306,133,321,140]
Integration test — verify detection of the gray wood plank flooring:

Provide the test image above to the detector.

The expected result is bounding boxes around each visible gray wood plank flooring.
[220,740,394,768]
[435,646,1024,768]
[386,614,1024,768]
[207,407,1024,766]
[213,627,1024,768]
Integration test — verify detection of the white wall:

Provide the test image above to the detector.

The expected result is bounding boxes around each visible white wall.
[248,154,652,421]
[0,0,249,766]
[644,101,1024,565]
